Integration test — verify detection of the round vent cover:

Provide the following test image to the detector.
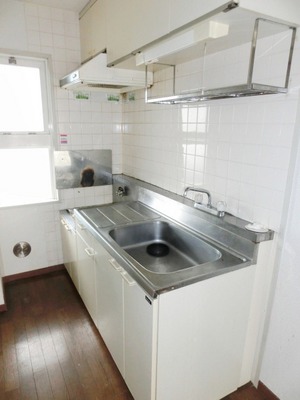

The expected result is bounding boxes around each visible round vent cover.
[13,242,31,258]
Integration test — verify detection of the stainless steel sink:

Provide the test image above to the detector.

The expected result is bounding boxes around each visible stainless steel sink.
[109,220,222,274]
[75,200,252,297]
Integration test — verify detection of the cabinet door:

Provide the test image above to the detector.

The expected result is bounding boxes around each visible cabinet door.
[80,0,107,62]
[61,218,80,291]
[124,278,157,400]
[60,219,76,277]
[105,0,170,65]
[0,247,4,306]
[76,228,97,322]
[155,268,255,400]
[94,244,124,376]
[169,0,229,31]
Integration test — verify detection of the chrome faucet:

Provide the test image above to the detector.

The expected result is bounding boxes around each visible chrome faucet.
[183,187,226,218]
[183,187,212,208]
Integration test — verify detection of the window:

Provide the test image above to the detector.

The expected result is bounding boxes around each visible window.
[0,54,51,134]
[0,52,57,207]
[0,148,55,207]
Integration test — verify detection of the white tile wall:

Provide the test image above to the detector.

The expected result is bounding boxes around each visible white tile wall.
[0,1,119,271]
[123,34,300,232]
[27,2,120,266]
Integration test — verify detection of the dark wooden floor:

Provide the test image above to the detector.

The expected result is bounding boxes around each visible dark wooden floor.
[221,384,268,400]
[0,270,268,400]
[0,270,133,400]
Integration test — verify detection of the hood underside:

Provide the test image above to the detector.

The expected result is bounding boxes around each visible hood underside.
[60,53,153,93]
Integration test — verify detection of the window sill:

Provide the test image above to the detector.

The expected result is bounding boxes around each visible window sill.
[0,197,59,209]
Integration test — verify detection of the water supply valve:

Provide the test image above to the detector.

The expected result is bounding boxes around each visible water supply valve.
[116,186,128,197]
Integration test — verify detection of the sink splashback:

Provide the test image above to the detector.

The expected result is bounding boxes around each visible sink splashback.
[54,149,112,189]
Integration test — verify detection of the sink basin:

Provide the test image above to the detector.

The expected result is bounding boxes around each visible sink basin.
[109,220,221,274]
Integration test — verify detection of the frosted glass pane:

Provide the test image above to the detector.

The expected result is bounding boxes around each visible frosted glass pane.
[0,64,44,132]
[0,148,55,206]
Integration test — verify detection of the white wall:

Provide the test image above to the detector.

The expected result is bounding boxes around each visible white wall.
[123,42,300,232]
[258,100,300,398]
[0,0,121,275]
[122,20,300,397]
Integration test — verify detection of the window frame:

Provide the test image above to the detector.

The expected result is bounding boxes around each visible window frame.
[0,51,54,135]
[0,50,58,207]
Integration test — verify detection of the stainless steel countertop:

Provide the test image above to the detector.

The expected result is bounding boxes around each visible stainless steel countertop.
[73,201,250,298]
[70,175,274,298]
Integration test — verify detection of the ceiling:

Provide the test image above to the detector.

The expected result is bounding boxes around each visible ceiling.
[19,0,90,12]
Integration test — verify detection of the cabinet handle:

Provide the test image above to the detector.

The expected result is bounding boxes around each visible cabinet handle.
[121,271,136,286]
[108,259,136,286]
[109,258,123,271]
[85,247,95,257]
[61,220,69,230]
[61,219,74,232]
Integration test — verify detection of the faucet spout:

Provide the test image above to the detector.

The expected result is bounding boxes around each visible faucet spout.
[183,187,212,207]
[183,186,226,217]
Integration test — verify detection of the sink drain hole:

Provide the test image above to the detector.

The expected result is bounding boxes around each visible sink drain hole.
[147,243,169,257]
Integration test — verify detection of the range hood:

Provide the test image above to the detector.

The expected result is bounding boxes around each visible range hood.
[60,53,153,94]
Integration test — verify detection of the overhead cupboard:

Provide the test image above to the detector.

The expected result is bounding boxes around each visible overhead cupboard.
[80,0,299,66]
[79,0,107,62]
[79,0,170,64]
[78,0,298,104]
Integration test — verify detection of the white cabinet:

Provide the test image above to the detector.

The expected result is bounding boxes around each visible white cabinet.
[155,266,255,400]
[94,238,157,400]
[60,216,78,286]
[75,225,97,322]
[60,215,255,400]
[105,0,170,65]
[103,0,299,66]
[61,215,97,323]
[169,0,300,31]
[80,0,107,63]
[94,243,124,375]
[0,247,4,308]
[124,278,157,400]
[0,282,4,309]
[169,0,229,31]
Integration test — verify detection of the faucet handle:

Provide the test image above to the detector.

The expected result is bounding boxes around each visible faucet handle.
[217,201,227,217]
